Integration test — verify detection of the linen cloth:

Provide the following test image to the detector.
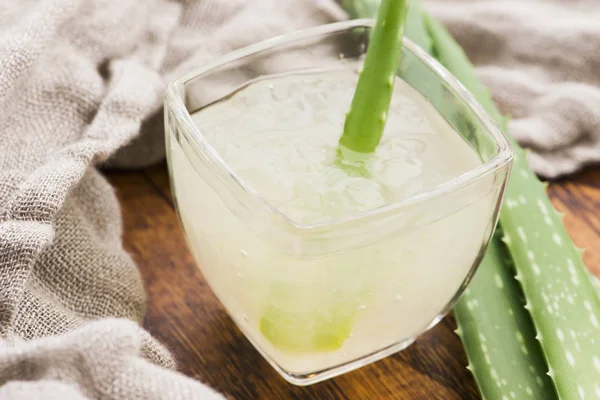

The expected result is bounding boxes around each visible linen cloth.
[1,0,598,399]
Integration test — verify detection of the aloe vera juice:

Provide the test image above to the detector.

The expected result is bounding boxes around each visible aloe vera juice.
[168,65,498,374]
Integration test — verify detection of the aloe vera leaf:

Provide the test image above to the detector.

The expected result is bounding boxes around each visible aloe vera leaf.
[454,238,558,399]
[424,14,600,398]
[411,10,551,395]
[339,0,410,153]
[343,5,553,396]
[423,16,505,126]
[259,249,372,352]
[341,0,379,19]
[404,0,431,51]
[346,2,562,397]
[347,2,557,396]
[342,0,431,51]
[403,5,558,397]
[260,282,364,352]
[336,0,429,177]
[260,0,412,354]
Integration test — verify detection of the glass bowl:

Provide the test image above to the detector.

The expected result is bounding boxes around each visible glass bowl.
[164,20,513,386]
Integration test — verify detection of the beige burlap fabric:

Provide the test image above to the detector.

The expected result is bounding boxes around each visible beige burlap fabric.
[425,0,600,178]
[0,0,345,399]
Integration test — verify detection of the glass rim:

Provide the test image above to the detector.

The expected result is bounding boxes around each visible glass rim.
[165,19,514,232]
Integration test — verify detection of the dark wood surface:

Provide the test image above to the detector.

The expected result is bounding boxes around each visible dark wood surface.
[106,164,600,400]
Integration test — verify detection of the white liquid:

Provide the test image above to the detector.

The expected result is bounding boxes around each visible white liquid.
[168,67,499,376]
[193,69,483,223]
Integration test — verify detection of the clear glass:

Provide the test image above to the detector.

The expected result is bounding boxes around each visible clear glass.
[164,20,513,386]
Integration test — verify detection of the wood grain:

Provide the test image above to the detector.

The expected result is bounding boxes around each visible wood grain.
[106,164,600,400]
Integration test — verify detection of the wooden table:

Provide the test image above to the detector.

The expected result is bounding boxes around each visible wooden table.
[106,164,600,400]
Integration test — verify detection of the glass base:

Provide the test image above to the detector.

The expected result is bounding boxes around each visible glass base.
[240,308,452,386]
[270,338,416,386]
